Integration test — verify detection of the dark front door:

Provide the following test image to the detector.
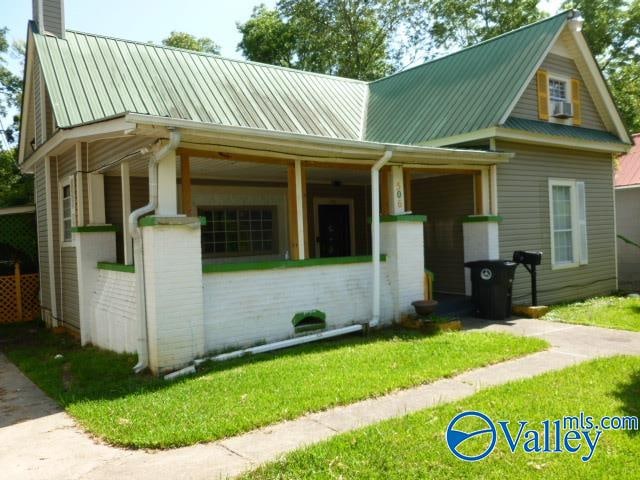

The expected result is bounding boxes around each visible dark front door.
[317,204,351,257]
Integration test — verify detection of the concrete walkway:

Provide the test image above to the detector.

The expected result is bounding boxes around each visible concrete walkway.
[2,319,640,480]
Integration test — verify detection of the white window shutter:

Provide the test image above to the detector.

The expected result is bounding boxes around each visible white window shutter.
[576,181,588,264]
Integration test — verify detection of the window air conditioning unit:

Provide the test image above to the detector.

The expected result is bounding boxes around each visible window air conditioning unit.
[551,101,573,119]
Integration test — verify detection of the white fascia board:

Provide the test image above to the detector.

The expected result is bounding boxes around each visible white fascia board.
[126,114,510,166]
[18,28,36,165]
[20,116,136,173]
[494,127,630,153]
[615,184,640,190]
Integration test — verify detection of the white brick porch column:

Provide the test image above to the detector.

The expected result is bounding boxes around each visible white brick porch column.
[141,216,205,374]
[380,214,426,322]
[462,215,502,295]
[74,226,117,345]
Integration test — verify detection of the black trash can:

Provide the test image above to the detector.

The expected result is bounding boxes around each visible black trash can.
[464,260,518,320]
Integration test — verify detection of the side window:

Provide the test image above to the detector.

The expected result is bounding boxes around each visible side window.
[61,177,75,244]
[549,179,588,269]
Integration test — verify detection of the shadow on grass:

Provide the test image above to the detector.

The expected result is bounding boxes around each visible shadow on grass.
[0,321,439,408]
[613,367,640,437]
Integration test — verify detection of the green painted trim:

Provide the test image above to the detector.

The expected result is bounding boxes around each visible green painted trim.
[368,214,427,223]
[97,262,135,273]
[292,310,327,333]
[462,215,503,223]
[380,214,427,223]
[139,216,205,227]
[202,255,386,274]
[71,225,118,233]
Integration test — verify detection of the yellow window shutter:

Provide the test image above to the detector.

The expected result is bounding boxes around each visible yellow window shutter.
[571,78,582,126]
[537,69,549,121]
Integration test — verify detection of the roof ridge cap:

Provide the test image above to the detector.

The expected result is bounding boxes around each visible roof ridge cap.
[57,29,367,85]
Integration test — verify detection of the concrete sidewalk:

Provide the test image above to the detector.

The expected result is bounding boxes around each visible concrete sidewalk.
[2,319,640,480]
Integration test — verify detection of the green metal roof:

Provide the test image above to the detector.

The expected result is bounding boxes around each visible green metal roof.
[32,11,624,148]
[502,117,624,144]
[33,30,368,139]
[365,12,570,144]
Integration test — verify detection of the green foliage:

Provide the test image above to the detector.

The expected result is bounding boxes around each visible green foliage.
[0,147,33,207]
[564,0,640,132]
[544,295,640,332]
[1,27,23,144]
[429,0,545,49]
[246,356,640,479]
[161,31,221,54]
[238,0,423,80]
[0,323,546,448]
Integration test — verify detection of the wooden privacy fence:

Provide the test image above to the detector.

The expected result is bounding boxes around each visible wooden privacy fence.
[0,263,40,323]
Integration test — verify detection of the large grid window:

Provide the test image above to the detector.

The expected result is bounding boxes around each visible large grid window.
[199,206,277,257]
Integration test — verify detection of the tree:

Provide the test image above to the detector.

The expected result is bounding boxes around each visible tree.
[0,148,33,207]
[428,0,545,49]
[1,27,22,145]
[238,1,424,81]
[563,0,640,132]
[162,31,221,55]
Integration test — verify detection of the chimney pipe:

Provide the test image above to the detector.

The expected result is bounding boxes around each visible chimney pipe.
[33,0,65,39]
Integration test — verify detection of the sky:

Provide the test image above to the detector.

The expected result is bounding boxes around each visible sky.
[1,0,564,146]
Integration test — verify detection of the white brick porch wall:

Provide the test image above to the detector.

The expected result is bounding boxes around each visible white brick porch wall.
[381,220,426,321]
[91,269,137,353]
[142,221,205,373]
[202,262,394,353]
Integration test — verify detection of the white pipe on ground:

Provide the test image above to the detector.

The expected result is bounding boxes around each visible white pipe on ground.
[165,324,365,380]
[130,128,181,374]
[369,150,393,328]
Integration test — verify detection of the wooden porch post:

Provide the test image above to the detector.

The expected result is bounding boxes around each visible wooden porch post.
[180,154,192,216]
[287,160,307,260]
[121,162,132,265]
[380,166,390,215]
[403,169,412,212]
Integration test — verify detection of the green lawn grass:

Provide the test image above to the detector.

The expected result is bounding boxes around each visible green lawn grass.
[245,356,640,479]
[543,295,640,332]
[0,322,547,449]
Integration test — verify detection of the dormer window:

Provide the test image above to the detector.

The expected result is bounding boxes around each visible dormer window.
[536,69,582,126]
[549,79,567,102]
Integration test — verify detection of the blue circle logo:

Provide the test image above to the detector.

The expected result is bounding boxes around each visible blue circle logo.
[446,411,497,461]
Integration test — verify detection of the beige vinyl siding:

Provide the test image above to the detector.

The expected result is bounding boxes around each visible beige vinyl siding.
[411,174,475,295]
[50,156,61,319]
[87,137,154,172]
[33,56,44,147]
[511,53,605,131]
[53,147,81,331]
[60,247,79,329]
[615,188,640,291]
[496,141,616,305]
[34,160,50,310]
[105,176,149,263]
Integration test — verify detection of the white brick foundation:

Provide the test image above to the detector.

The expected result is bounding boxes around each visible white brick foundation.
[380,217,426,320]
[74,228,117,345]
[142,218,205,373]
[91,269,137,353]
[203,262,394,353]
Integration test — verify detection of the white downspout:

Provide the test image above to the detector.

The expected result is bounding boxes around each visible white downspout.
[369,150,393,328]
[130,128,181,373]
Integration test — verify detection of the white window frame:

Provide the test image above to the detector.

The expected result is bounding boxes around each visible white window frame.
[548,178,587,269]
[59,176,75,247]
[547,73,573,126]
